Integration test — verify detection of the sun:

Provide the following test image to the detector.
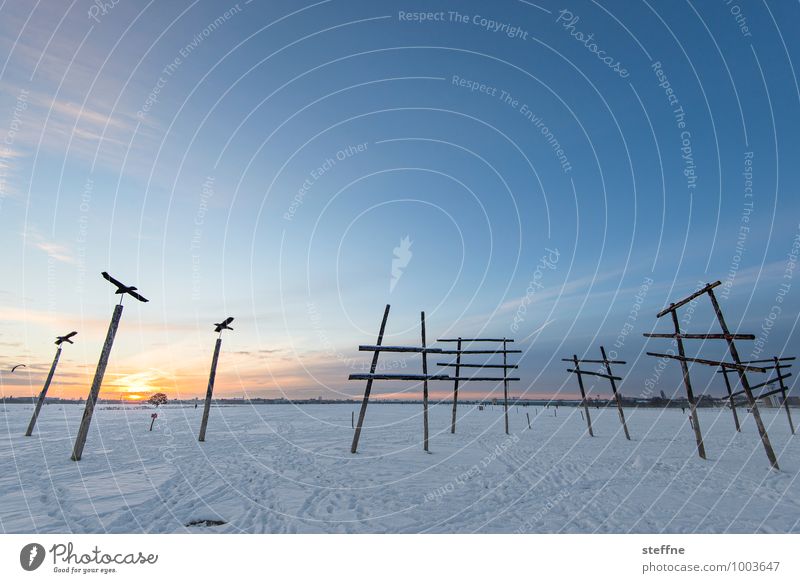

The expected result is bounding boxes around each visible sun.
[112,370,166,402]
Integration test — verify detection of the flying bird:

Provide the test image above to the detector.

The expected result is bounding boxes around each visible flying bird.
[214,317,234,333]
[101,272,149,303]
[56,331,78,345]
[11,364,26,372]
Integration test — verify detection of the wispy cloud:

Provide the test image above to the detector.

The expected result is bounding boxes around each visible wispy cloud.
[24,227,75,264]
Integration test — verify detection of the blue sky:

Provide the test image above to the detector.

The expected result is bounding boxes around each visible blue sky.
[0,0,798,402]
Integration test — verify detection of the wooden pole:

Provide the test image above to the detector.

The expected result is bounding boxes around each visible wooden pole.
[149,416,156,431]
[71,304,123,461]
[573,354,593,437]
[707,288,779,470]
[526,412,531,429]
[351,305,390,454]
[670,309,706,459]
[450,338,461,433]
[774,356,795,435]
[351,410,354,429]
[503,339,509,435]
[25,346,62,436]
[421,311,430,452]
[198,337,222,442]
[601,345,630,440]
[721,367,741,432]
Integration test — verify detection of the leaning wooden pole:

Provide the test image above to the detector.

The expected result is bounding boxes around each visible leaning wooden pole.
[25,347,61,437]
[198,337,222,442]
[502,339,509,435]
[670,309,706,459]
[707,288,779,470]
[573,355,593,437]
[71,304,123,461]
[351,304,390,454]
[421,311,430,452]
[450,337,462,434]
[720,367,741,432]
[774,356,795,435]
[601,345,630,440]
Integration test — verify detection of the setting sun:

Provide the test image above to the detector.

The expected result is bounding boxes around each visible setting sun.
[110,371,168,402]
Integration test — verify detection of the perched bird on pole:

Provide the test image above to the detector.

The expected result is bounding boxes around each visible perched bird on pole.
[71,273,148,461]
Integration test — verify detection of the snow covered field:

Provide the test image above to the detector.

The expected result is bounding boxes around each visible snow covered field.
[1,402,799,533]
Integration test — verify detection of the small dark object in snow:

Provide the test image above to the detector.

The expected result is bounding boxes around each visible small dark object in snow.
[186,519,226,527]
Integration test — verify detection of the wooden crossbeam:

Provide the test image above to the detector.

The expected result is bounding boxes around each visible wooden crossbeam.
[729,385,789,403]
[358,345,443,353]
[437,338,513,343]
[561,357,626,365]
[729,372,792,396]
[645,352,767,373]
[656,281,721,318]
[438,349,522,354]
[739,357,795,364]
[349,373,450,381]
[566,368,622,382]
[751,373,793,391]
[752,385,791,401]
[717,363,792,372]
[437,363,518,369]
[447,376,521,382]
[643,332,755,340]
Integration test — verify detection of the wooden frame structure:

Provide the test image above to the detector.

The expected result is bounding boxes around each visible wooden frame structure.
[564,347,629,440]
[718,356,795,435]
[436,337,520,434]
[349,305,447,453]
[644,280,779,469]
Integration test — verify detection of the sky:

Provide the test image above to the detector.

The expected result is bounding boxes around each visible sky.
[0,0,798,403]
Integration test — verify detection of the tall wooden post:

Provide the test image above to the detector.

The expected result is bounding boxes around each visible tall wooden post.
[774,356,795,435]
[721,368,741,432]
[421,311,430,452]
[198,337,222,442]
[670,310,706,459]
[450,338,462,433]
[25,347,61,436]
[71,304,123,461]
[573,355,593,437]
[707,289,778,470]
[601,345,630,440]
[502,339,509,435]
[351,305,390,454]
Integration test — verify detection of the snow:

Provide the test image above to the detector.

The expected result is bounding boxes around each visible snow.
[1,402,799,533]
